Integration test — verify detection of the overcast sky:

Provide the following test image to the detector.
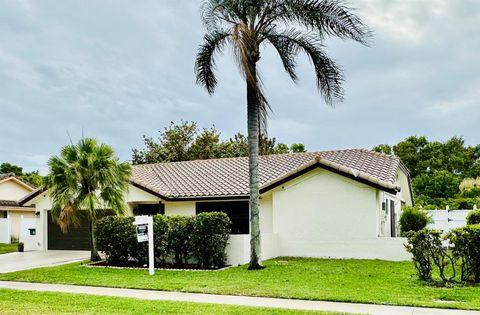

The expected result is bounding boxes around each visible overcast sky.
[1,0,479,174]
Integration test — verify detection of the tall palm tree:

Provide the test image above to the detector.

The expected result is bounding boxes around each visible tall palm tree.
[44,138,131,261]
[195,0,371,270]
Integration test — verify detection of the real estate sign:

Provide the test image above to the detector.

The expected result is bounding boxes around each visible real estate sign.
[133,215,154,275]
[136,224,148,243]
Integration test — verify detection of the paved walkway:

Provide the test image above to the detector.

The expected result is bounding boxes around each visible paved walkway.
[0,281,478,315]
[0,251,89,273]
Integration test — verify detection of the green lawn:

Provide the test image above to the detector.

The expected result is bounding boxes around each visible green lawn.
[1,257,479,310]
[0,289,338,315]
[0,243,17,254]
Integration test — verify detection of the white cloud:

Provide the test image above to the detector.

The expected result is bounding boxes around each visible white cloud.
[421,84,480,119]
[0,0,479,171]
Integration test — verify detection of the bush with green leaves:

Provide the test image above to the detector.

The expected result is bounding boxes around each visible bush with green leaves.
[448,225,480,283]
[166,216,194,265]
[399,207,430,236]
[404,229,436,280]
[152,215,169,263]
[96,213,231,268]
[190,212,231,269]
[466,210,480,225]
[95,216,138,264]
[405,228,456,282]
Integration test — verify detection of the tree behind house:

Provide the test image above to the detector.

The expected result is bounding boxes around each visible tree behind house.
[131,121,307,164]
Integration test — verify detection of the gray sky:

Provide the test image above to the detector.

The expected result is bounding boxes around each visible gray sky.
[1,0,479,174]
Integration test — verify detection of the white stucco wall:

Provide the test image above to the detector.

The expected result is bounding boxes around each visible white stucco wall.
[9,211,35,240]
[270,168,409,261]
[164,201,196,216]
[0,179,33,201]
[126,185,160,203]
[397,169,413,206]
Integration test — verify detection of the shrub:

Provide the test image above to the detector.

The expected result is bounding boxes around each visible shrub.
[17,242,24,252]
[166,216,194,265]
[404,229,435,280]
[404,228,455,282]
[153,215,169,263]
[95,216,138,264]
[429,231,455,282]
[96,212,231,269]
[399,207,430,236]
[448,225,480,283]
[190,212,230,269]
[466,210,480,225]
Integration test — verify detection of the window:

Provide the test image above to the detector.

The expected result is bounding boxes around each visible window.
[196,201,249,234]
[0,211,6,219]
[134,203,165,216]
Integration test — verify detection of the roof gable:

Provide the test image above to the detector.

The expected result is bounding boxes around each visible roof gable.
[0,174,36,191]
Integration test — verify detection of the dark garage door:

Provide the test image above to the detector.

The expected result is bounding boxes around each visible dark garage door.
[47,211,91,250]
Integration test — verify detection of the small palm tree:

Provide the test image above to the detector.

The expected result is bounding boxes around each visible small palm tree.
[195,0,371,269]
[44,138,131,261]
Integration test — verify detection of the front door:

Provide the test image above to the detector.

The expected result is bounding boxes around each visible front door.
[390,200,396,237]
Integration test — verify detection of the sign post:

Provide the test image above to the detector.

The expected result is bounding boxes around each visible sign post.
[133,215,154,276]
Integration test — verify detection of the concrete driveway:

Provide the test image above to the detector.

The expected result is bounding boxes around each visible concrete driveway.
[0,251,89,273]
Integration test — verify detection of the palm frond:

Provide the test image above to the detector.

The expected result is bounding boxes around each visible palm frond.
[195,30,231,94]
[265,30,344,105]
[267,0,372,45]
[262,27,298,82]
[44,138,131,231]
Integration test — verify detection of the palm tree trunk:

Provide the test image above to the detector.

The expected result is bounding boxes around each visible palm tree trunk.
[247,61,263,270]
[89,219,101,262]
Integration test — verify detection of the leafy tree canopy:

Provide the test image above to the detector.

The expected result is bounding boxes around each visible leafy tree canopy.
[0,162,43,187]
[132,121,307,164]
[373,136,480,208]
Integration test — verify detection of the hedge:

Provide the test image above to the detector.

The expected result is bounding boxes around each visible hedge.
[95,212,231,269]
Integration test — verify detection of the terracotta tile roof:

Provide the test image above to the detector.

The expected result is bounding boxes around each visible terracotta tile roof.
[0,199,34,210]
[0,200,19,207]
[131,149,402,199]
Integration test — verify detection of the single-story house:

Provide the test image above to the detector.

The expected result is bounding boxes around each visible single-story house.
[20,149,413,263]
[0,174,36,243]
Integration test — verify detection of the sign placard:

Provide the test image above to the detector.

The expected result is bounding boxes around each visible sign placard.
[136,224,148,243]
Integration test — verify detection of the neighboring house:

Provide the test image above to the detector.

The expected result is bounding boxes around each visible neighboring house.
[0,174,36,243]
[21,149,413,262]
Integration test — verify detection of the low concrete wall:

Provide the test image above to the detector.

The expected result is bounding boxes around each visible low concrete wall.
[226,235,250,266]
[226,234,409,265]
[276,237,410,261]
[226,233,279,266]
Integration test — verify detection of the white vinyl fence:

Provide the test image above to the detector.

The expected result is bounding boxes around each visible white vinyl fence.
[426,209,472,233]
[0,218,10,243]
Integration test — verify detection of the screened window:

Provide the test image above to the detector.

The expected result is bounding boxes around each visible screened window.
[134,203,165,216]
[196,201,249,234]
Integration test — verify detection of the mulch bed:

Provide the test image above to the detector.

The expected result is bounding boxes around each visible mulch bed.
[87,260,231,271]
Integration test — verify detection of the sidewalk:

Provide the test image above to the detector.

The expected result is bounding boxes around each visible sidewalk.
[0,281,479,315]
